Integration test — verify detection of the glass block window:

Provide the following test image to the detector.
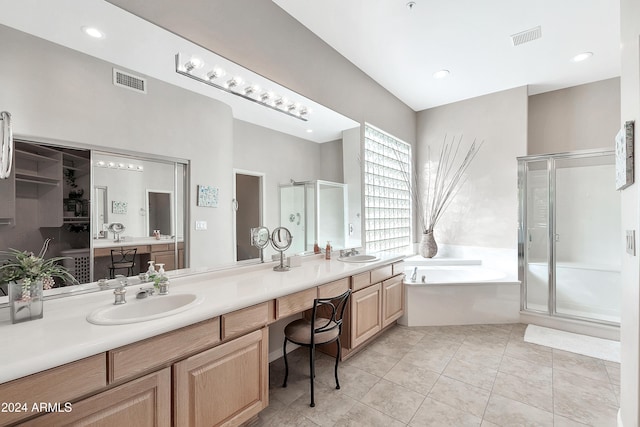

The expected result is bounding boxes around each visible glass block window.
[364,124,412,253]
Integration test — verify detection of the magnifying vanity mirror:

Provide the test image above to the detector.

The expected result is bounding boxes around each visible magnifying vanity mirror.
[250,226,271,263]
[271,227,293,272]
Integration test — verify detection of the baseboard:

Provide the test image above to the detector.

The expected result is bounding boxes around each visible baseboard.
[268,343,300,363]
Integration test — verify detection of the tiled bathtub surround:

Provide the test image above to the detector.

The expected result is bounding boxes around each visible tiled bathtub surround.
[257,323,619,426]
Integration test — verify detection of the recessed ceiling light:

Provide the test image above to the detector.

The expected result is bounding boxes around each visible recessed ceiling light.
[433,69,450,79]
[81,26,104,39]
[572,52,593,62]
[306,129,313,133]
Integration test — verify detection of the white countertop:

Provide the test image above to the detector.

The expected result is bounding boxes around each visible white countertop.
[0,253,404,384]
[93,237,182,248]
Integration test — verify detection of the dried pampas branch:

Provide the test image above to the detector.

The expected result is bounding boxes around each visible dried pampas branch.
[394,135,483,234]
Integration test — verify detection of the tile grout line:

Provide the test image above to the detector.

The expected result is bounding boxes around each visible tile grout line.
[479,327,510,425]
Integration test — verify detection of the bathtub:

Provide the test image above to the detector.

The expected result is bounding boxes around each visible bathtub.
[398,264,521,327]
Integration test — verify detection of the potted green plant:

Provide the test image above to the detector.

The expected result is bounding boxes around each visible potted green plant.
[0,239,77,323]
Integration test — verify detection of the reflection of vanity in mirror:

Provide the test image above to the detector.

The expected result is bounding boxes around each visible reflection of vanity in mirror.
[0,141,188,291]
[0,2,362,300]
[91,152,186,280]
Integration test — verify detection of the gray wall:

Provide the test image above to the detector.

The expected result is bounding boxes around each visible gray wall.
[233,119,343,258]
[0,24,349,268]
[528,78,621,155]
[416,86,528,249]
[106,0,417,146]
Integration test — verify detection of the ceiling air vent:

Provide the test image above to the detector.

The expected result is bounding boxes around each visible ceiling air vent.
[113,68,147,94]
[510,26,542,46]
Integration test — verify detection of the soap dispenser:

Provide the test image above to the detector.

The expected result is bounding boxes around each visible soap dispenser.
[147,260,156,276]
[325,241,332,260]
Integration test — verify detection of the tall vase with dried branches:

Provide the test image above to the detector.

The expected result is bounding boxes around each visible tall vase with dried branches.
[397,135,483,258]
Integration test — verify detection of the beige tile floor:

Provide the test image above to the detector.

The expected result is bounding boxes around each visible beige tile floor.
[254,324,620,427]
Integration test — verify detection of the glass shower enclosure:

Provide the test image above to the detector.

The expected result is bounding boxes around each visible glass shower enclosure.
[280,180,348,254]
[518,150,621,325]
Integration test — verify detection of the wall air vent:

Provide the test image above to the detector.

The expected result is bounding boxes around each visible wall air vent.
[510,26,542,46]
[113,68,147,94]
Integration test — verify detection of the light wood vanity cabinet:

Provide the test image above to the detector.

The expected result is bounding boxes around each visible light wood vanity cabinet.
[347,261,405,353]
[108,318,221,383]
[174,328,269,427]
[23,368,171,427]
[1,259,404,426]
[0,354,106,426]
[382,275,404,328]
[150,242,185,272]
[351,282,383,347]
[276,287,316,319]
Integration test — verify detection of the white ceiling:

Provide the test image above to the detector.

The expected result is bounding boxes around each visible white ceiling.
[0,0,358,143]
[0,0,621,131]
[273,0,621,111]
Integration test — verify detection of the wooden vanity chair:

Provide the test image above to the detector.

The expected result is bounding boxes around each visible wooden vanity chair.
[108,248,137,279]
[282,289,351,407]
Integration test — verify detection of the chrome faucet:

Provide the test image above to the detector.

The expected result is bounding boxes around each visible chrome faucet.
[136,287,155,299]
[411,267,418,282]
[340,248,360,257]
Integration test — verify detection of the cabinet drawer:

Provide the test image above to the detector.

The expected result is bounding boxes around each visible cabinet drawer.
[108,318,220,383]
[371,265,393,284]
[151,244,171,252]
[23,368,171,427]
[392,261,405,276]
[0,354,106,426]
[222,302,271,340]
[318,277,349,299]
[276,287,316,319]
[351,271,371,291]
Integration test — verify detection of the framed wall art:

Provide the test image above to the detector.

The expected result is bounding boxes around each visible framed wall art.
[615,120,634,191]
[111,200,128,214]
[197,185,219,207]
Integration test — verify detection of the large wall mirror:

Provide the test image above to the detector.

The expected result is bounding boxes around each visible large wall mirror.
[0,2,360,303]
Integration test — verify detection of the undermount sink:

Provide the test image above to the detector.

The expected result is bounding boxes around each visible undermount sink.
[87,293,202,325]
[337,254,379,263]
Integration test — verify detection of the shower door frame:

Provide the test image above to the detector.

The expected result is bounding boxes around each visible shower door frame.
[518,149,619,326]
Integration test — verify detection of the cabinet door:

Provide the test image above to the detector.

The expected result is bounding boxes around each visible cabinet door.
[23,368,171,427]
[351,283,382,348]
[174,328,268,427]
[153,251,176,271]
[382,276,404,328]
[178,248,185,269]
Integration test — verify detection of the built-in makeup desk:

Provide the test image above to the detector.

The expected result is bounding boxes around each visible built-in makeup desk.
[0,254,405,426]
[93,238,185,274]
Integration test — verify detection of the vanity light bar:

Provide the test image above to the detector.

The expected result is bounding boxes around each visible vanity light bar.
[175,53,309,122]
[95,160,143,172]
